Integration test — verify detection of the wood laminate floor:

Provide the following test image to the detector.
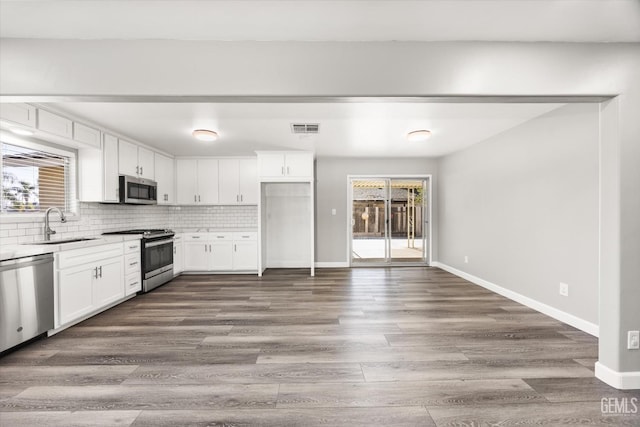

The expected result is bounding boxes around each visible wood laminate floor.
[1,267,639,426]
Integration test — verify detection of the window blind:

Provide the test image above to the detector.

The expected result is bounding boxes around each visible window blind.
[1,142,76,214]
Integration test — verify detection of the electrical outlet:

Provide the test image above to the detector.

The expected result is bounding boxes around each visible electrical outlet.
[628,331,640,350]
[559,282,569,297]
[464,256,469,264]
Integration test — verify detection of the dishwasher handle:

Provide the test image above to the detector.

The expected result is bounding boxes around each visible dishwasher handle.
[0,254,54,272]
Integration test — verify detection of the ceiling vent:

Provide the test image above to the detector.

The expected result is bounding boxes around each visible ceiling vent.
[291,123,319,134]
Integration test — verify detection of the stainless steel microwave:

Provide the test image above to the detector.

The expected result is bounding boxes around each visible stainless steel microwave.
[119,175,157,205]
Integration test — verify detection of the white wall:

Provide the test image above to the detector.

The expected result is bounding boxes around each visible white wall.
[438,103,599,325]
[315,157,438,264]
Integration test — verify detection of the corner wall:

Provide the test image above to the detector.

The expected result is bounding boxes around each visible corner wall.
[437,103,599,327]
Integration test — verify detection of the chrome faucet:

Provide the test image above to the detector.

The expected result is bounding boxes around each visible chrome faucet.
[44,207,67,241]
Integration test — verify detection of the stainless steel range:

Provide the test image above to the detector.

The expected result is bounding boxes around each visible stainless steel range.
[103,229,174,292]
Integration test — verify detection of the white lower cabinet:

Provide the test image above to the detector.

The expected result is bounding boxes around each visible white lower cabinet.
[58,265,95,326]
[232,232,258,270]
[92,257,125,307]
[56,242,129,328]
[182,231,257,272]
[124,239,142,296]
[173,234,183,275]
[184,238,210,271]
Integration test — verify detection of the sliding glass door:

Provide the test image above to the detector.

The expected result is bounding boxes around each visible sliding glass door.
[351,177,429,265]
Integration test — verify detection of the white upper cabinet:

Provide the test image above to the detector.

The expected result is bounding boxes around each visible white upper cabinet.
[257,151,313,181]
[197,159,219,204]
[219,158,258,204]
[118,139,155,179]
[72,122,101,148]
[37,109,73,139]
[176,159,198,204]
[138,146,155,179]
[103,134,120,202]
[219,159,240,204]
[154,152,175,204]
[118,139,139,176]
[0,103,36,128]
[78,132,120,203]
[284,152,314,178]
[176,159,219,205]
[238,158,258,204]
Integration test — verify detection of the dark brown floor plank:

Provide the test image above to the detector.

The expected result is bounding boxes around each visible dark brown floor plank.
[130,407,436,427]
[276,379,545,408]
[123,363,365,385]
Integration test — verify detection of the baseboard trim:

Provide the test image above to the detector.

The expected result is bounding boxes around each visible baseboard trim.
[315,262,350,268]
[595,362,640,390]
[432,262,599,337]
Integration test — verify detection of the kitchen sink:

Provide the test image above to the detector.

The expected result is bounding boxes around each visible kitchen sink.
[24,238,97,245]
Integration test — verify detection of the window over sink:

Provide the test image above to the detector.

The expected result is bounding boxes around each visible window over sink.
[1,137,77,216]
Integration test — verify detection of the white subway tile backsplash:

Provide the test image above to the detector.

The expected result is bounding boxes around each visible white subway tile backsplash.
[1,203,258,241]
[2,236,18,245]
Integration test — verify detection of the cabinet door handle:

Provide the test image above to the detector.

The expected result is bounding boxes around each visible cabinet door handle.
[236,194,239,202]
[234,244,237,252]
[194,195,197,202]
[136,165,139,175]
[93,267,98,279]
[281,166,284,175]
[99,266,103,278]
[204,244,207,252]
[240,194,243,202]
[129,261,138,266]
[198,195,201,202]
[140,166,143,175]
[287,166,290,175]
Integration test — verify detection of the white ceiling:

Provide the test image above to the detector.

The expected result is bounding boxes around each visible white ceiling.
[1,0,639,42]
[47,102,564,157]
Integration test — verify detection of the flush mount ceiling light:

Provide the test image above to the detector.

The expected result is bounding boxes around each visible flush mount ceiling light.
[9,127,35,136]
[192,129,218,142]
[406,130,432,142]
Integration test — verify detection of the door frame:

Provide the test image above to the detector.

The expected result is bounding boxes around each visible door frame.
[347,174,432,267]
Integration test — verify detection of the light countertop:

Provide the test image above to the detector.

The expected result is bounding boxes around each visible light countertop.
[1,235,140,262]
[174,228,258,234]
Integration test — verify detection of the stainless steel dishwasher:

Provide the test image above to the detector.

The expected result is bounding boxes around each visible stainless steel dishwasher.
[0,253,54,353]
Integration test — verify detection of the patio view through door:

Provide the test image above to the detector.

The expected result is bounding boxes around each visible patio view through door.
[350,177,429,265]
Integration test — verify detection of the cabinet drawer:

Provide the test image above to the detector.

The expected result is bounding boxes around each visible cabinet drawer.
[233,232,257,241]
[125,272,142,295]
[211,232,233,240]
[184,233,206,241]
[124,240,141,254]
[125,253,141,275]
[57,243,123,269]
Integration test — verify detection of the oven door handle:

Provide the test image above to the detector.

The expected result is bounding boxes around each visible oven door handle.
[145,238,174,248]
